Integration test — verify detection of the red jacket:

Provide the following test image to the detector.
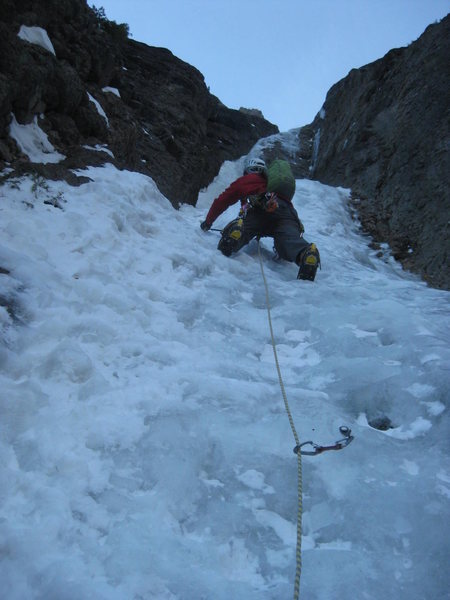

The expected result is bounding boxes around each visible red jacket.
[205,173,267,225]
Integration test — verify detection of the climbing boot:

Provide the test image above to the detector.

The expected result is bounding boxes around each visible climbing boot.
[217,217,244,257]
[297,244,320,281]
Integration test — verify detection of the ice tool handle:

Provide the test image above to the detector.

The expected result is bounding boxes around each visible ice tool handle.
[294,426,354,456]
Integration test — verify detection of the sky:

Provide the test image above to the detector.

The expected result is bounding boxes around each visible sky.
[92,0,449,131]
[2,115,449,599]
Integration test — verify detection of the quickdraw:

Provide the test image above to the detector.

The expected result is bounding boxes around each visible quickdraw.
[294,426,354,456]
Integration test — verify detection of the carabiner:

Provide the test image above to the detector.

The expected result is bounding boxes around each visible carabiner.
[293,441,321,456]
[293,426,354,457]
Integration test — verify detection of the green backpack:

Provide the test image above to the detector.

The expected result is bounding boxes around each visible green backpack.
[266,159,296,201]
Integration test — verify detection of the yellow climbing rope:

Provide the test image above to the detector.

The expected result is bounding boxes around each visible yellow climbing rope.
[257,240,303,600]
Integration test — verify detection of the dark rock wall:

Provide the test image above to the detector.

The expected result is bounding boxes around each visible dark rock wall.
[0,0,278,205]
[307,15,449,289]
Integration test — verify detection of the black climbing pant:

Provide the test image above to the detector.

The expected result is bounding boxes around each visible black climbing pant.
[219,200,310,263]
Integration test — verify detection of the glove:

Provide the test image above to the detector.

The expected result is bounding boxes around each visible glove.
[200,220,211,231]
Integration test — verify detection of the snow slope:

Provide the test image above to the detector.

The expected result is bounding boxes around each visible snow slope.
[1,158,449,600]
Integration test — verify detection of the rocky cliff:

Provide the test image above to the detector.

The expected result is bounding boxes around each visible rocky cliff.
[251,16,449,289]
[0,0,278,206]
[306,15,450,290]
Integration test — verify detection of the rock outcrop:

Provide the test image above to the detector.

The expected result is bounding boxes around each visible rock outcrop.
[305,15,450,289]
[0,0,278,206]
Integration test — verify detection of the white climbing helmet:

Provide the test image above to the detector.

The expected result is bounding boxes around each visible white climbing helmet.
[243,157,267,175]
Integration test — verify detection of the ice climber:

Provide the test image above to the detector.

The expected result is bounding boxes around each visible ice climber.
[200,157,321,281]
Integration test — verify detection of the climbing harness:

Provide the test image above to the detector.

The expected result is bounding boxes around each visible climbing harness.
[263,191,279,213]
[256,239,354,600]
[247,191,280,212]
